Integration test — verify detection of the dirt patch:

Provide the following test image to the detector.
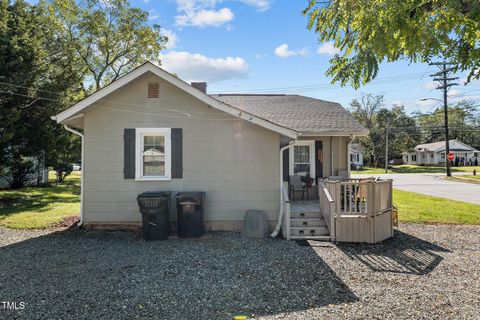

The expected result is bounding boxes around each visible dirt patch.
[49,215,80,228]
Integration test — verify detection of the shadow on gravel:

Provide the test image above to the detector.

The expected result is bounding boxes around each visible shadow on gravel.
[0,229,357,319]
[335,230,450,275]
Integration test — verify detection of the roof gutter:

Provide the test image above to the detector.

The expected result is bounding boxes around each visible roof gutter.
[63,125,84,227]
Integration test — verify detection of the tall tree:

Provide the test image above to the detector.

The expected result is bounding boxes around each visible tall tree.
[349,93,384,166]
[42,0,168,92]
[350,94,418,166]
[304,0,480,88]
[415,100,480,149]
[1,0,167,187]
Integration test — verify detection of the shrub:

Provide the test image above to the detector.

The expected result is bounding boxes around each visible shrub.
[54,163,73,183]
[9,160,36,189]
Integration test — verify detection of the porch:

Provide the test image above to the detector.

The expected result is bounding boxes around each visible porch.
[282,178,394,243]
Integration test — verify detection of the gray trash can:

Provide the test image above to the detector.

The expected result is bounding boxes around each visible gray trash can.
[176,192,205,237]
[137,191,171,240]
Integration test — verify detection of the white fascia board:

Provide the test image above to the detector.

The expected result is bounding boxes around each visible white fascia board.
[55,62,298,139]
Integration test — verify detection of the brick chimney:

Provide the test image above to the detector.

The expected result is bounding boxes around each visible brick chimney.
[191,82,207,93]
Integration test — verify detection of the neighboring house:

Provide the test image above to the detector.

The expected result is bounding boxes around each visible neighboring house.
[349,143,364,168]
[0,157,48,189]
[402,140,479,165]
[52,62,368,235]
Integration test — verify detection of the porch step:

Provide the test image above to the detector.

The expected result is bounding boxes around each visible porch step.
[290,226,329,237]
[290,211,321,219]
[290,217,326,228]
[290,235,331,241]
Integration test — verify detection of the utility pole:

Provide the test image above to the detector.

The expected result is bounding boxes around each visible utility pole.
[428,62,458,177]
[385,120,389,173]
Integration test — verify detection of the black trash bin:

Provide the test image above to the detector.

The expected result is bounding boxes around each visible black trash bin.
[176,192,205,237]
[137,191,171,240]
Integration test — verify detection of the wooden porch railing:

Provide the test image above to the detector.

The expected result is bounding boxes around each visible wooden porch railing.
[319,179,393,243]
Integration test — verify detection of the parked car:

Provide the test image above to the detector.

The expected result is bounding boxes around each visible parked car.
[72,160,81,171]
[389,159,403,165]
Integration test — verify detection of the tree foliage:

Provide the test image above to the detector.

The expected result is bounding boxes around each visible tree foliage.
[1,0,167,187]
[42,0,167,91]
[414,100,480,149]
[350,93,418,167]
[304,0,480,88]
[0,0,78,186]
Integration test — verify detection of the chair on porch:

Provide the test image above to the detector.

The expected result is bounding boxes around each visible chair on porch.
[289,175,307,201]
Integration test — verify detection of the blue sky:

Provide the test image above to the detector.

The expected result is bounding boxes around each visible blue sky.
[141,0,480,114]
[33,0,480,113]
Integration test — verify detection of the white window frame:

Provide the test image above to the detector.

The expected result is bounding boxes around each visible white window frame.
[289,140,315,182]
[135,128,171,181]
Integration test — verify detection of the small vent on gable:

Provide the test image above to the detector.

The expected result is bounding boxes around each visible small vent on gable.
[148,82,159,98]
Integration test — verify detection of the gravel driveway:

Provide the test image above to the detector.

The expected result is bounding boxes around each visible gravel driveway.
[0,225,479,319]
[352,173,480,204]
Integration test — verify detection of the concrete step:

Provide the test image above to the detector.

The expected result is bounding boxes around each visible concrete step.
[290,226,329,237]
[290,235,331,241]
[290,211,322,219]
[290,218,326,228]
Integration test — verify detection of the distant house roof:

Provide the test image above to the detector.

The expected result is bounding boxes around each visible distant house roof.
[348,143,364,154]
[211,94,367,136]
[413,140,478,152]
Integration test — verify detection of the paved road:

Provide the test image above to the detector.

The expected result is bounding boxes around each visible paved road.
[352,173,480,205]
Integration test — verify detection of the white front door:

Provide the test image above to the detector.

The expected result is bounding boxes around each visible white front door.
[289,140,315,182]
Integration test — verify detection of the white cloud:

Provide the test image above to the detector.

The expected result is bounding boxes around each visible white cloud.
[416,99,439,107]
[317,42,340,55]
[255,53,266,60]
[162,29,178,50]
[239,0,272,11]
[149,15,159,20]
[143,0,150,3]
[173,0,271,28]
[423,81,438,90]
[274,44,308,58]
[175,8,234,28]
[160,51,250,83]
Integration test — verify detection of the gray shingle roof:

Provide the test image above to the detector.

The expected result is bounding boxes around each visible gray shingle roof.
[415,140,477,152]
[210,94,367,135]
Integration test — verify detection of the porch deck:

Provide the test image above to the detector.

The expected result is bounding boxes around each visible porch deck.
[281,179,394,243]
[290,200,320,214]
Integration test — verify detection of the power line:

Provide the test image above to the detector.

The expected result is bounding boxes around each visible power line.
[210,72,428,94]
[0,90,59,102]
[0,82,63,95]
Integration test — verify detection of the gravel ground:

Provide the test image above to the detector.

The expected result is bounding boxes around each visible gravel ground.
[0,224,479,320]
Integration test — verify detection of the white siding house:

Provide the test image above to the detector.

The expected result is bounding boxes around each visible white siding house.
[349,143,364,168]
[53,62,380,241]
[402,140,479,165]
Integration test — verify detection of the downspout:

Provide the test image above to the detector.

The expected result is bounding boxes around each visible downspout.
[330,136,334,176]
[347,135,355,178]
[271,140,295,238]
[63,124,85,227]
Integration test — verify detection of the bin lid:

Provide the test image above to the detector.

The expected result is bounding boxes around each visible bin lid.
[175,191,205,199]
[180,201,197,205]
[137,191,172,199]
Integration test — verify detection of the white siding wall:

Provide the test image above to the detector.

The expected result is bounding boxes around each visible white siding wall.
[82,74,280,230]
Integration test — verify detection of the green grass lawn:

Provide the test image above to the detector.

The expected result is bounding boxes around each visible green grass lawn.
[394,189,480,225]
[0,172,80,229]
[356,165,480,175]
[445,175,480,184]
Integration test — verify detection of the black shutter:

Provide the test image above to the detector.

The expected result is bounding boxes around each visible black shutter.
[124,128,136,179]
[283,148,289,181]
[171,128,183,178]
